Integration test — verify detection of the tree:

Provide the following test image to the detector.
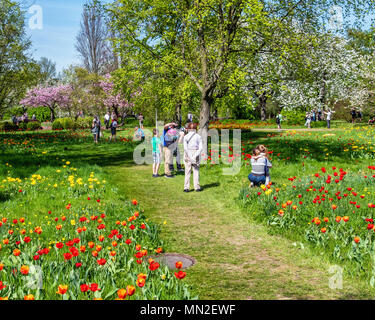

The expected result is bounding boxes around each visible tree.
[0,0,41,116]
[76,0,114,75]
[20,85,73,121]
[98,74,138,118]
[107,0,373,135]
[38,57,57,84]
[275,36,368,112]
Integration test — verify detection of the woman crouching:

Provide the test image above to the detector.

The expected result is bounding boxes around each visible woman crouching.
[248,146,272,187]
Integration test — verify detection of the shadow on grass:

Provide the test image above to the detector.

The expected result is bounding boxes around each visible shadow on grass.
[201,182,220,190]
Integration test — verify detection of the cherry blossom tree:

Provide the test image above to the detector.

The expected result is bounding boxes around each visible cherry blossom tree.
[20,85,73,121]
[98,74,139,118]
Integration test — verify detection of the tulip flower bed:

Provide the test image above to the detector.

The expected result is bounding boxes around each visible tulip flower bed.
[236,127,375,281]
[0,132,191,300]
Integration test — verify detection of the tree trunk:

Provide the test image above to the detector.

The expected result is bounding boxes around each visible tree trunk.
[199,92,213,135]
[211,104,218,121]
[174,102,182,126]
[113,105,119,118]
[49,107,55,122]
[259,94,268,121]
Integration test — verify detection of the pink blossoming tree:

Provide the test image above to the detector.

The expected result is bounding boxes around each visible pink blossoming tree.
[20,85,73,121]
[98,74,139,118]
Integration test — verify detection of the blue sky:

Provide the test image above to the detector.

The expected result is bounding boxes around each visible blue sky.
[23,0,111,74]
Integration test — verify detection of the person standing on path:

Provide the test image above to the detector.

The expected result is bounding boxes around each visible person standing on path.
[91,117,100,144]
[305,112,312,129]
[183,122,203,192]
[109,117,118,142]
[276,112,283,130]
[324,109,334,129]
[138,113,144,128]
[163,122,178,178]
[169,126,185,173]
[151,129,162,178]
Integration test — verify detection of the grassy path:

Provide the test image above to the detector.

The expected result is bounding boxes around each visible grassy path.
[106,162,375,300]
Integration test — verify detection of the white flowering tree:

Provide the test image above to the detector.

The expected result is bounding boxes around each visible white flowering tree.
[275,36,369,112]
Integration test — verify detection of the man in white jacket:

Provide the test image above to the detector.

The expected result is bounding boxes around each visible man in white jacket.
[183,122,203,192]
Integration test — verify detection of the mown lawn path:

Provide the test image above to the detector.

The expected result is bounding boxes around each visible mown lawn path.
[106,160,375,300]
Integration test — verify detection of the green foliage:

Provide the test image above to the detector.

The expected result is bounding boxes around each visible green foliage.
[3,106,25,119]
[51,119,64,130]
[26,121,41,131]
[75,117,94,129]
[281,110,306,125]
[31,107,51,122]
[61,118,76,130]
[0,1,42,114]
[52,118,77,130]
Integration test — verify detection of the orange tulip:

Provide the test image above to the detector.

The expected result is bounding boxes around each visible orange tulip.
[24,294,34,300]
[126,285,135,296]
[136,278,145,288]
[117,288,127,300]
[56,284,68,295]
[20,265,29,275]
[354,237,360,244]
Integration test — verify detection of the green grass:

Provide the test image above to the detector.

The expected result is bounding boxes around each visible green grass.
[1,126,375,299]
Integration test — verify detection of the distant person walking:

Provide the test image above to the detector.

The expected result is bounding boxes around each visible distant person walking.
[187,112,193,123]
[317,107,322,121]
[138,113,144,128]
[276,113,283,130]
[109,117,118,142]
[91,117,100,144]
[324,109,334,129]
[357,109,363,123]
[183,123,203,192]
[305,112,312,129]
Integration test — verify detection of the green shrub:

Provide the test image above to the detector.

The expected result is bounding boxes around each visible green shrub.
[52,119,64,130]
[281,110,306,125]
[0,121,18,131]
[26,121,41,131]
[18,122,27,130]
[75,117,94,129]
[30,107,50,122]
[60,118,76,130]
